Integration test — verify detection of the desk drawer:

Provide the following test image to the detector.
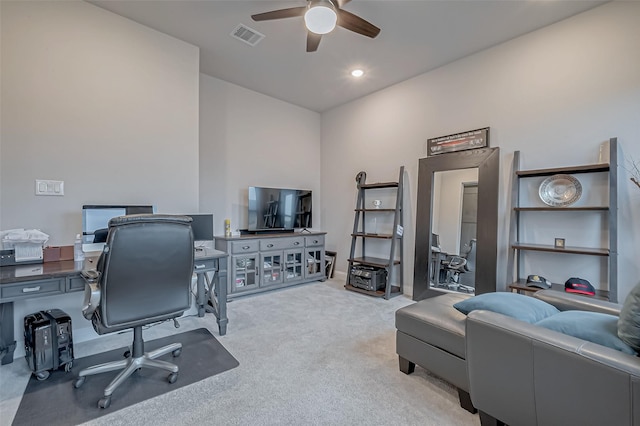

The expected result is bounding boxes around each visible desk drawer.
[260,237,304,251]
[305,235,324,247]
[1,278,65,302]
[194,258,217,272]
[67,275,85,292]
[230,240,259,254]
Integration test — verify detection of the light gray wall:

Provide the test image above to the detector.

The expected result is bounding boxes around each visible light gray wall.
[1,1,200,349]
[1,1,200,245]
[321,2,640,301]
[199,73,321,235]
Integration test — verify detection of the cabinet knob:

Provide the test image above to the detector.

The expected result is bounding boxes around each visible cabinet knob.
[267,243,274,248]
[294,241,300,245]
[22,286,41,293]
[242,245,250,250]
[313,240,318,244]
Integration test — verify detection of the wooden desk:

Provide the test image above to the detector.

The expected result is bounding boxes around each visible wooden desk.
[430,249,448,286]
[193,249,228,336]
[0,248,228,365]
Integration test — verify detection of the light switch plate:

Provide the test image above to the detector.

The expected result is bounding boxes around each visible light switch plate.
[35,179,64,196]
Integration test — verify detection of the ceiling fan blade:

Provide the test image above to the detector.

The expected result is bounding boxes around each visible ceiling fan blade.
[251,6,307,22]
[307,31,322,52]
[335,0,352,7]
[336,9,380,38]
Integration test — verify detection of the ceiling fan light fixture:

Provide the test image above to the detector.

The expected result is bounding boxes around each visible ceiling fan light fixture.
[304,2,337,35]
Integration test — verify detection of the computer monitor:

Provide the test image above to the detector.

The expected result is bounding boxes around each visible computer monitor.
[186,214,214,242]
[82,205,155,252]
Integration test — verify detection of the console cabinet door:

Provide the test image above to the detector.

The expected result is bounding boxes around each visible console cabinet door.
[283,249,304,282]
[305,247,325,280]
[231,254,259,293]
[260,251,283,287]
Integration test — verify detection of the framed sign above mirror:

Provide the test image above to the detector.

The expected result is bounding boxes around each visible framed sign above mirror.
[426,127,489,156]
[413,147,500,301]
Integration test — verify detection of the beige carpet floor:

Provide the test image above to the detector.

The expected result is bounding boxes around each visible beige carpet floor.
[1,277,479,426]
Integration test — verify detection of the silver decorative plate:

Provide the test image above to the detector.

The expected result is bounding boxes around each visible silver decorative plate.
[538,174,582,207]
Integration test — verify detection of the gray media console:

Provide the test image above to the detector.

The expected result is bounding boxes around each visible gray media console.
[214,232,326,298]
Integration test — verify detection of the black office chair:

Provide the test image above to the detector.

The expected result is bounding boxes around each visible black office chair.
[440,239,477,292]
[74,214,194,409]
[93,228,109,243]
[457,239,477,288]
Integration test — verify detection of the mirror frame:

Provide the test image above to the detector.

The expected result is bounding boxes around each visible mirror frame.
[413,147,500,301]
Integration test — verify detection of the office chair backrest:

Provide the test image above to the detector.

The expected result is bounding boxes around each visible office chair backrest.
[464,239,477,272]
[98,214,194,329]
[93,228,109,243]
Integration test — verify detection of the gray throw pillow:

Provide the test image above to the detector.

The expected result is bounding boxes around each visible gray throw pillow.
[453,292,559,324]
[618,283,640,353]
[537,311,637,355]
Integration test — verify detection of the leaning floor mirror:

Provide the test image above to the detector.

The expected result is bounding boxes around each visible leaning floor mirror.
[413,147,500,301]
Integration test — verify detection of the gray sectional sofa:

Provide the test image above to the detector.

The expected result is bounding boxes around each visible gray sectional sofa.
[395,289,640,425]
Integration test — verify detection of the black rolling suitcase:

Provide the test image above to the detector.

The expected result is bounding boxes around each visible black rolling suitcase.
[24,309,74,380]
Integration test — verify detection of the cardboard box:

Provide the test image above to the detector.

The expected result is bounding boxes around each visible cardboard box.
[43,245,74,262]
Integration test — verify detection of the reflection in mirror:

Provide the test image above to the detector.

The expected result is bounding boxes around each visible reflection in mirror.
[431,168,478,294]
[413,147,499,301]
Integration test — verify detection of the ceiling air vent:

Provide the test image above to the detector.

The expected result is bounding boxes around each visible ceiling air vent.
[230,24,265,47]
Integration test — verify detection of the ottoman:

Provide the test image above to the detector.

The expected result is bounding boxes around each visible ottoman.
[395,292,476,413]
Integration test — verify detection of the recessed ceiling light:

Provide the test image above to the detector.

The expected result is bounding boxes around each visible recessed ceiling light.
[351,69,364,78]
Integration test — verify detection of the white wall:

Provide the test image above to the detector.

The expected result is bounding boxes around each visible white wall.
[199,73,321,235]
[1,1,200,351]
[1,1,201,244]
[321,2,640,301]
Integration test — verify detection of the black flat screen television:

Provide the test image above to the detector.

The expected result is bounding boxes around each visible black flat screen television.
[248,187,312,231]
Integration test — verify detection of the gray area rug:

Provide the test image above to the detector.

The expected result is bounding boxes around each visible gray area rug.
[12,328,238,426]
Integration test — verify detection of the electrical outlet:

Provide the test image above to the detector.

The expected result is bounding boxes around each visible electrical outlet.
[35,179,64,196]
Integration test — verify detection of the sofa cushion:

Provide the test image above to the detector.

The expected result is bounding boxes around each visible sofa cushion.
[537,311,637,355]
[453,292,559,324]
[618,283,640,353]
[396,293,470,359]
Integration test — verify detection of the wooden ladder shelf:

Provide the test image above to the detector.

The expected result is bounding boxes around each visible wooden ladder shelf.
[346,166,404,299]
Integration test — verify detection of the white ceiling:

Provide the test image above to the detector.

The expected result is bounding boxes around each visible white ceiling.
[89,0,607,112]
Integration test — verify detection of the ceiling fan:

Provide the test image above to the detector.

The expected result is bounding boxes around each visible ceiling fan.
[251,0,380,52]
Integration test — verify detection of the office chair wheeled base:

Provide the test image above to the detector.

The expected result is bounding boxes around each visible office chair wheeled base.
[74,326,182,409]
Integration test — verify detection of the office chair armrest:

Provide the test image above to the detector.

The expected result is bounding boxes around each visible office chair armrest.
[81,269,100,283]
[81,282,101,320]
[443,256,467,269]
